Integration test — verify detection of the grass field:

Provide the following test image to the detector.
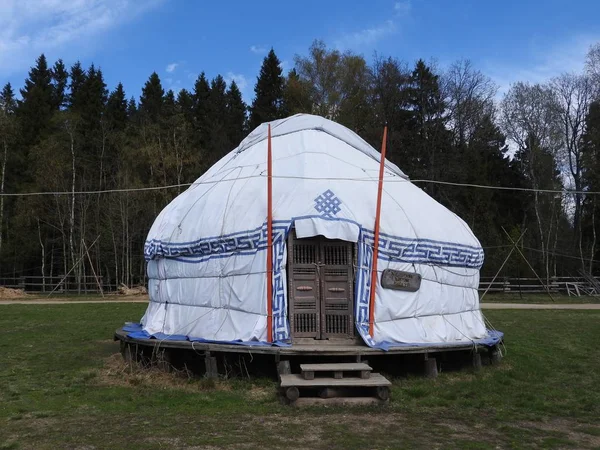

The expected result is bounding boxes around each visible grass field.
[1,303,599,449]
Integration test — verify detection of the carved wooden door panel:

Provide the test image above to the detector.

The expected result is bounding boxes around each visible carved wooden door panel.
[287,232,320,338]
[320,239,354,339]
[288,230,354,340]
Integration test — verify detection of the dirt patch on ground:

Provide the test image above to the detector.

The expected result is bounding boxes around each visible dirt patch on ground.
[0,286,28,299]
[245,385,274,401]
[517,418,600,447]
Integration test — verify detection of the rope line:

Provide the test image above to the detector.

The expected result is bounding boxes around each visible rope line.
[1,174,599,196]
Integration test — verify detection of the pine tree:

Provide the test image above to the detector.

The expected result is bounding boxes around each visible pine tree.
[192,73,211,149]
[127,96,138,119]
[0,83,17,257]
[106,83,128,132]
[68,61,87,111]
[367,56,412,163]
[164,89,176,113]
[226,80,246,146]
[206,75,229,165]
[80,65,108,132]
[176,88,194,126]
[0,83,16,114]
[248,49,285,130]
[405,60,449,183]
[17,54,54,147]
[51,59,68,110]
[454,115,526,248]
[140,72,164,123]
[103,83,128,188]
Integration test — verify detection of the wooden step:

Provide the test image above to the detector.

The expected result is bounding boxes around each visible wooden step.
[280,372,390,388]
[300,362,372,380]
[293,397,387,407]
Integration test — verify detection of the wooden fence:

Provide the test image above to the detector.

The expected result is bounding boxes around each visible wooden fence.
[0,276,119,294]
[478,276,599,296]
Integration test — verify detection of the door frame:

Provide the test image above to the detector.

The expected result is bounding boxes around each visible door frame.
[287,229,355,341]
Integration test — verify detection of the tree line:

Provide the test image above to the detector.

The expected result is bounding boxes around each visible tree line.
[1,40,600,289]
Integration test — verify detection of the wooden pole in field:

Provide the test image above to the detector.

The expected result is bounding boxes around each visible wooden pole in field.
[46,235,101,297]
[82,238,104,297]
[369,127,388,337]
[266,124,274,342]
[501,226,556,302]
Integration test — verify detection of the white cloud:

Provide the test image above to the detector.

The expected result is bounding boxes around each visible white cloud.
[334,2,409,50]
[224,72,248,91]
[0,0,164,74]
[486,34,599,98]
[165,63,178,73]
[335,20,397,50]
[250,45,267,54]
[394,1,411,17]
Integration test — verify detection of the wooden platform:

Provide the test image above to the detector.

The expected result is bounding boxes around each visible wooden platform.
[114,327,487,357]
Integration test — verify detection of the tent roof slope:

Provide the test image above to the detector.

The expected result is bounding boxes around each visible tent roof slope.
[235,114,408,179]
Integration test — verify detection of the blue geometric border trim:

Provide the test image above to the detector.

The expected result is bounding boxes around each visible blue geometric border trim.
[272,223,291,341]
[145,224,267,260]
[145,216,484,270]
[355,231,378,347]
[361,230,484,269]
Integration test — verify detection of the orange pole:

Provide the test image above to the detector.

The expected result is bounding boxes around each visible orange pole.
[266,124,273,343]
[369,126,388,337]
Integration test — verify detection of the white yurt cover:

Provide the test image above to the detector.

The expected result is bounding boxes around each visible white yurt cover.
[142,114,494,349]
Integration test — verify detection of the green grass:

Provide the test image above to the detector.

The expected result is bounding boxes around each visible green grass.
[0,303,599,449]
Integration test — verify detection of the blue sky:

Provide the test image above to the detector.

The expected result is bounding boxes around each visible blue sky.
[1,0,599,103]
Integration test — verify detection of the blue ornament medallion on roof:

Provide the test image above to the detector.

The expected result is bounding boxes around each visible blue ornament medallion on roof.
[314,189,342,217]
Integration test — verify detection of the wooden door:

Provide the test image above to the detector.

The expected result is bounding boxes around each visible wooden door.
[320,239,354,339]
[287,230,354,340]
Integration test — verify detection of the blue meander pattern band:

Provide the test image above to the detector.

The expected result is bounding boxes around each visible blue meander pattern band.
[144,218,484,269]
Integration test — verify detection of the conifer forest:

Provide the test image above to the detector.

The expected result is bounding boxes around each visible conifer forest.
[2,41,600,289]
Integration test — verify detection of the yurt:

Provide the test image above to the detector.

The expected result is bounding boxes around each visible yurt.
[140,114,500,350]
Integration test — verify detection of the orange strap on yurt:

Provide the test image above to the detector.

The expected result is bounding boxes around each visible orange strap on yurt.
[266,124,274,343]
[369,126,388,337]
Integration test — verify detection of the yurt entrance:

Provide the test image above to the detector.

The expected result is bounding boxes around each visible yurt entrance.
[287,230,355,341]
